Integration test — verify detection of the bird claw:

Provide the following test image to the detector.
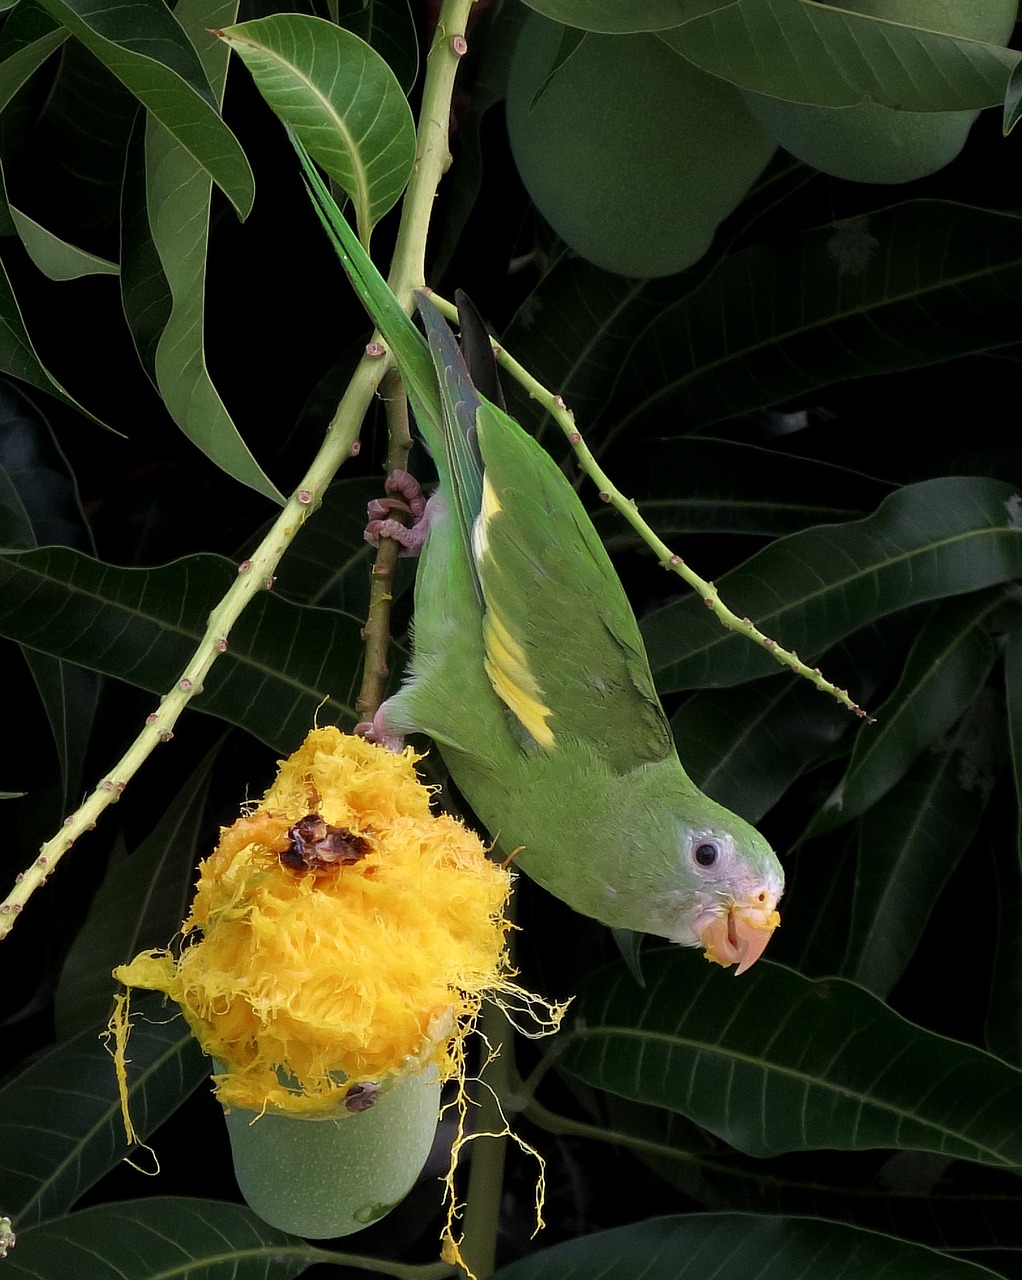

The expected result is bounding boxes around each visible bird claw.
[364,469,429,555]
[355,706,405,753]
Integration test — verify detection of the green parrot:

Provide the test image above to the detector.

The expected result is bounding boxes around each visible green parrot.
[294,140,783,973]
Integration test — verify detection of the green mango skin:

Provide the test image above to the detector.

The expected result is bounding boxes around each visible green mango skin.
[507,14,774,277]
[223,1068,441,1238]
[742,0,1019,184]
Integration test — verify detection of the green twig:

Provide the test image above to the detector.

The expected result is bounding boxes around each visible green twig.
[426,291,872,723]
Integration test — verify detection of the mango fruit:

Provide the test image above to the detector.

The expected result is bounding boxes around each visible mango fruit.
[741,0,1019,184]
[506,13,774,277]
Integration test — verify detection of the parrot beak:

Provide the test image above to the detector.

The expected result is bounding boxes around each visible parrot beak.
[694,897,781,975]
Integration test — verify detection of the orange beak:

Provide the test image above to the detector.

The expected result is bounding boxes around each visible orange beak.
[695,900,781,975]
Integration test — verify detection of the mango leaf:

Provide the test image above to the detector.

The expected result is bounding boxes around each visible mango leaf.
[123,0,281,505]
[808,590,1001,838]
[0,384,98,806]
[503,257,675,441]
[55,740,221,1038]
[1005,61,1022,134]
[775,829,858,975]
[0,250,108,423]
[335,0,418,93]
[492,1213,1003,1280]
[8,205,118,279]
[604,1116,1022,1256]
[671,676,850,824]
[429,0,531,281]
[843,696,1005,998]
[658,0,1020,111]
[988,628,1022,1066]
[608,202,1022,436]
[34,0,254,218]
[220,14,415,243]
[558,948,1022,1166]
[501,154,812,441]
[0,7,68,114]
[271,475,391,620]
[0,547,364,752]
[0,999,207,1226]
[3,1198,313,1279]
[641,477,1022,694]
[596,438,892,544]
[520,0,723,34]
[120,112,170,383]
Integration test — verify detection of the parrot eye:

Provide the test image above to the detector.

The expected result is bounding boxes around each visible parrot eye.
[693,841,719,868]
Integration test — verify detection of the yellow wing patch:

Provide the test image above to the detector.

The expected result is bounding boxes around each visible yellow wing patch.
[473,472,555,749]
[471,471,503,564]
[482,608,556,750]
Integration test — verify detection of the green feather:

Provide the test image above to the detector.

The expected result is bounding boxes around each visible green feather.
[292,133,785,968]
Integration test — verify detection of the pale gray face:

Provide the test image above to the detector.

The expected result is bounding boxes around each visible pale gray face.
[661,822,784,971]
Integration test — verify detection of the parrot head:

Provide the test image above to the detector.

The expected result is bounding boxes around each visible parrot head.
[669,820,783,975]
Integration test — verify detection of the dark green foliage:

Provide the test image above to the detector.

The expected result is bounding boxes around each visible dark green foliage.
[1,2,1021,1277]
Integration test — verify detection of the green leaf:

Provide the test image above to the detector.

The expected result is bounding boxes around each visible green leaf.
[808,591,1001,838]
[220,14,416,243]
[8,204,118,279]
[335,0,418,93]
[3,1198,313,1278]
[0,384,98,805]
[989,628,1022,1066]
[608,202,1022,436]
[272,475,393,621]
[0,1001,207,1226]
[499,155,811,445]
[1005,61,1022,134]
[558,948,1022,1166]
[672,616,922,828]
[55,741,220,1038]
[492,1213,1003,1280]
[120,110,171,385]
[0,250,107,424]
[428,0,530,281]
[0,547,364,752]
[34,0,254,218]
[596,438,893,543]
[642,477,1022,694]
[842,708,1004,998]
[612,1123,1022,1255]
[671,675,851,824]
[0,7,68,115]
[520,0,723,34]
[502,256,678,441]
[658,0,1020,111]
[131,0,282,504]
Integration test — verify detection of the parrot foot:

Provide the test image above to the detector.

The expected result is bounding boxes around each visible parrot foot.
[365,469,429,555]
[355,703,405,753]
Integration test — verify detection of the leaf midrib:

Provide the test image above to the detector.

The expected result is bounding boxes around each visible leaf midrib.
[563,1023,1018,1168]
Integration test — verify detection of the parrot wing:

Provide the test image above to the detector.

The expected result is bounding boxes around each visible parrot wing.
[418,299,675,772]
[295,131,674,772]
